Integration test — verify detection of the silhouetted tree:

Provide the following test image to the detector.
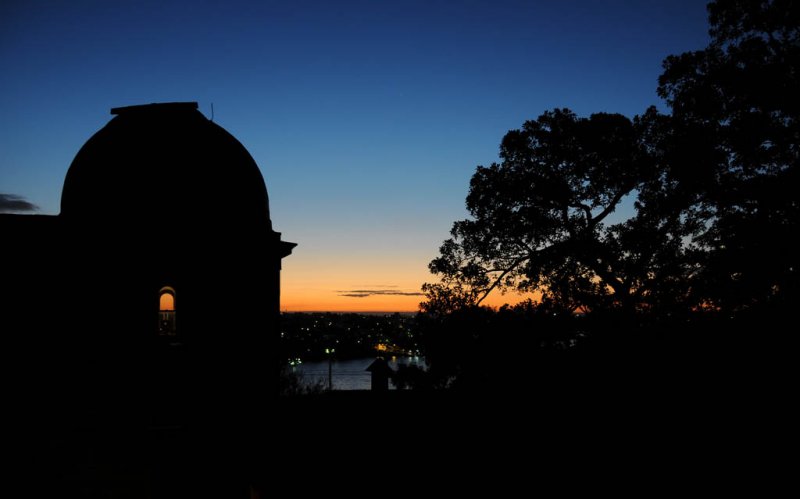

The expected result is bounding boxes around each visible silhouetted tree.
[424,0,799,322]
[414,1,800,394]
[656,0,799,314]
[423,110,674,316]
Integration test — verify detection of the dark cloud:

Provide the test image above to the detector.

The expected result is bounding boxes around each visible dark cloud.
[338,288,423,298]
[0,194,39,213]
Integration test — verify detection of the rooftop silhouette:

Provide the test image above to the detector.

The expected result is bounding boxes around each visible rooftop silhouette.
[1,102,296,497]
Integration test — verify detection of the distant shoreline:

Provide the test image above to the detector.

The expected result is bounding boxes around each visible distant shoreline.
[282,311,417,316]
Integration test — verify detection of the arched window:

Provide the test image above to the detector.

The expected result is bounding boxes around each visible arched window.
[158,286,176,336]
[159,292,175,311]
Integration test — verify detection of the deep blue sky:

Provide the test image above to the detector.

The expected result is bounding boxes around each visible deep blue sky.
[0,0,711,310]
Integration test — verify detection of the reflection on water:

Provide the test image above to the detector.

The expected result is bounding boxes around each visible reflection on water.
[293,357,426,391]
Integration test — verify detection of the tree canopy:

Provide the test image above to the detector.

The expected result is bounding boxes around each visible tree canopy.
[657,0,799,312]
[423,109,672,315]
[423,0,798,319]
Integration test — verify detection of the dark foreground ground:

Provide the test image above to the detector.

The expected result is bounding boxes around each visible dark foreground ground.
[8,365,792,498]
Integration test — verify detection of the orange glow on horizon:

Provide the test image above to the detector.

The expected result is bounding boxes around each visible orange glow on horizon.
[280,291,537,313]
[280,294,421,312]
[278,247,539,313]
[280,278,539,313]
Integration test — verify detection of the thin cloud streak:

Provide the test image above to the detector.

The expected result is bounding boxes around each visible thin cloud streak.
[338,288,423,298]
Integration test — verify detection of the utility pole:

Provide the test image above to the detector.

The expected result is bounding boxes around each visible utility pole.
[325,347,335,391]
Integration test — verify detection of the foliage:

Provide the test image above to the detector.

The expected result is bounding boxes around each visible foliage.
[424,0,799,318]
[415,301,585,390]
[279,364,326,397]
[656,0,800,312]
[391,363,431,390]
[424,108,685,314]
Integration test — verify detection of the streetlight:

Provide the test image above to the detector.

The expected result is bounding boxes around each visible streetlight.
[325,347,335,391]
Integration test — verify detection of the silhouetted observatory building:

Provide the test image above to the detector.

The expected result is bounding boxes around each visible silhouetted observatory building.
[1,102,295,417]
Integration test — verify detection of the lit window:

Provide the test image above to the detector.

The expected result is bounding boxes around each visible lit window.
[158,287,176,336]
[159,292,175,311]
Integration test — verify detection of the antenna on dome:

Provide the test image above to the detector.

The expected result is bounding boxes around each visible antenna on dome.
[211,102,215,122]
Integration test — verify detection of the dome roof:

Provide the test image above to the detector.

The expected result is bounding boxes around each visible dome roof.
[61,102,271,230]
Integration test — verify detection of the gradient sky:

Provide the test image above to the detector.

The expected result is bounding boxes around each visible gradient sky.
[0,0,710,311]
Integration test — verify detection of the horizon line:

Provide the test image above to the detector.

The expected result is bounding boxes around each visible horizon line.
[281,310,418,314]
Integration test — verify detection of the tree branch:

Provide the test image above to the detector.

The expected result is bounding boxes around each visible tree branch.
[589,189,629,227]
[474,238,567,305]
[569,203,593,226]
[476,255,529,305]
